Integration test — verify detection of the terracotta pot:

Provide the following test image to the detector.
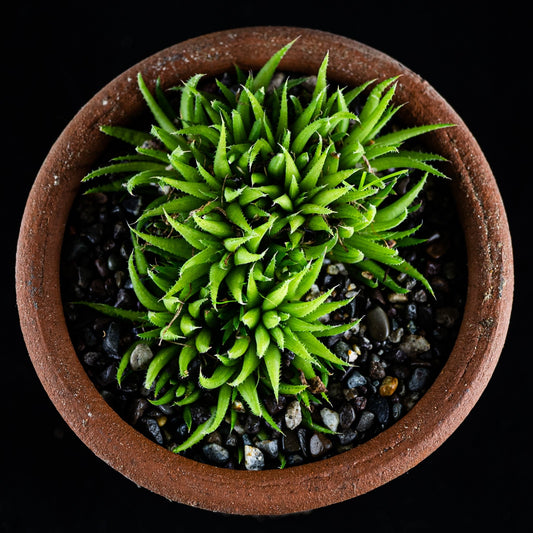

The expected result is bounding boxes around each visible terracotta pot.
[15,26,513,516]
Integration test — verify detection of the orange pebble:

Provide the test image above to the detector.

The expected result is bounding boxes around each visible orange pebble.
[379,376,398,397]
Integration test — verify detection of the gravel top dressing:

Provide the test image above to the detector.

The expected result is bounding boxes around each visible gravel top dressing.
[61,174,466,471]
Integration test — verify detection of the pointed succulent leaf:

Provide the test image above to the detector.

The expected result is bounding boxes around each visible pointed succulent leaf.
[226,265,247,304]
[228,336,251,359]
[144,345,179,389]
[254,323,271,358]
[137,73,177,133]
[228,348,260,387]
[237,376,262,417]
[100,124,153,146]
[279,287,335,318]
[199,364,235,389]
[373,173,428,228]
[252,38,297,93]
[195,329,212,353]
[263,344,282,400]
[131,227,192,260]
[371,155,447,178]
[372,123,454,148]
[292,253,326,300]
[192,212,233,238]
[159,177,217,200]
[163,211,217,249]
[178,344,198,377]
[234,246,266,265]
[74,300,147,324]
[296,331,348,366]
[242,307,261,329]
[127,254,166,311]
[262,279,291,311]
[83,160,166,183]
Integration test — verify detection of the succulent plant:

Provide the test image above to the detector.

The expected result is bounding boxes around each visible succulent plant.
[79,40,452,453]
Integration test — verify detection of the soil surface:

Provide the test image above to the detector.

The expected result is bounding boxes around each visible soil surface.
[61,174,466,470]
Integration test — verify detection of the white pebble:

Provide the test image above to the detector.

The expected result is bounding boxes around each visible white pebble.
[130,343,154,371]
[285,400,302,430]
[244,445,264,470]
[320,407,340,432]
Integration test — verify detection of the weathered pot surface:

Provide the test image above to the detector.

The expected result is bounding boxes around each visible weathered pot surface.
[15,26,513,515]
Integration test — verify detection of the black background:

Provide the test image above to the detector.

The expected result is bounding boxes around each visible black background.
[4,1,530,531]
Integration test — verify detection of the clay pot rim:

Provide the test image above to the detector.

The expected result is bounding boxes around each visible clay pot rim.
[16,26,513,516]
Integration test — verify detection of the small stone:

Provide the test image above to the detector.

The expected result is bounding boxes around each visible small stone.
[244,414,261,435]
[84,223,103,244]
[326,263,340,275]
[405,303,417,321]
[256,439,279,458]
[425,259,441,277]
[426,238,449,259]
[83,351,102,366]
[264,395,287,415]
[391,402,403,420]
[297,428,309,457]
[114,270,126,288]
[129,398,149,425]
[309,432,333,457]
[346,370,367,389]
[320,407,340,432]
[76,265,93,288]
[408,367,431,391]
[225,433,238,447]
[232,423,246,435]
[107,253,122,272]
[190,405,211,425]
[337,429,358,445]
[305,284,320,300]
[129,343,154,371]
[332,340,351,361]
[203,443,230,465]
[122,196,142,216]
[366,306,390,341]
[356,410,375,432]
[94,257,109,278]
[435,306,459,328]
[113,221,127,240]
[244,445,265,471]
[115,288,134,308]
[327,382,343,400]
[413,289,428,303]
[286,454,304,467]
[139,417,164,445]
[205,431,222,445]
[388,327,404,343]
[339,403,356,429]
[336,263,349,276]
[285,400,302,430]
[156,415,167,427]
[388,293,409,303]
[399,334,431,355]
[369,358,386,380]
[67,239,89,261]
[353,396,367,411]
[379,376,399,397]
[102,322,120,356]
[367,395,390,425]
[232,400,246,413]
[282,429,301,453]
